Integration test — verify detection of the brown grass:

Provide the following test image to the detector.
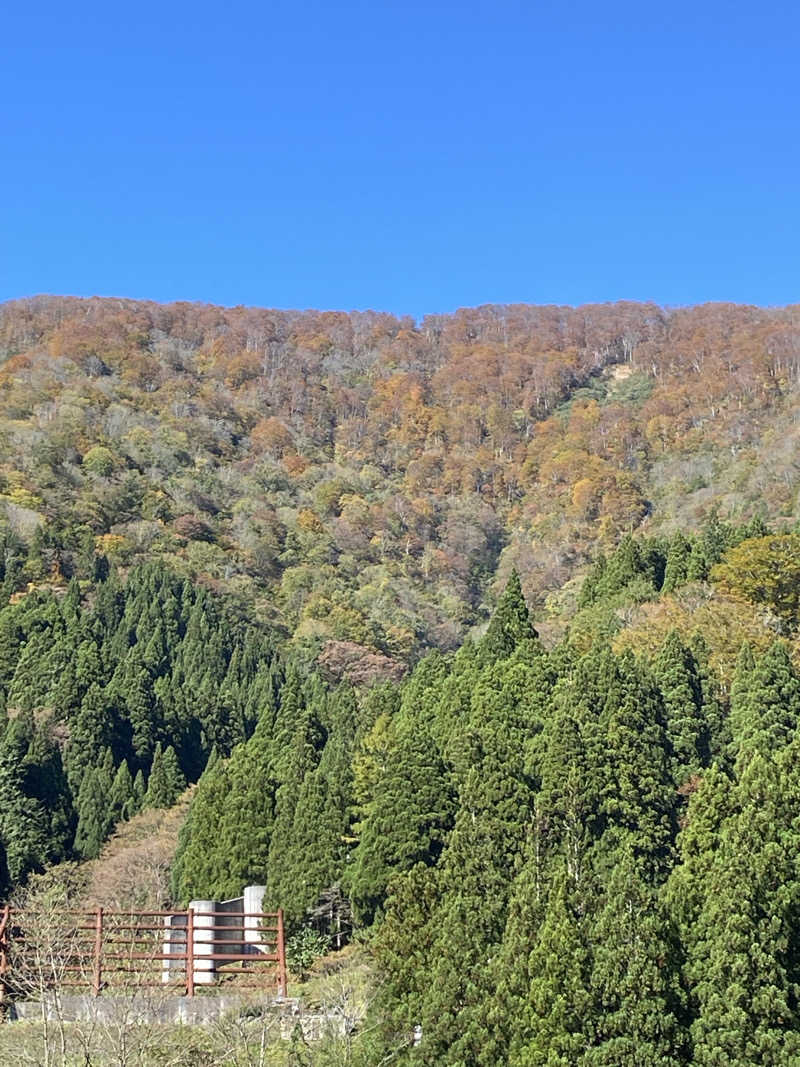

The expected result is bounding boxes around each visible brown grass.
[78,789,195,911]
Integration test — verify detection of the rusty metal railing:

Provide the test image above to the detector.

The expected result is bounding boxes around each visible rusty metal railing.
[0,904,286,1007]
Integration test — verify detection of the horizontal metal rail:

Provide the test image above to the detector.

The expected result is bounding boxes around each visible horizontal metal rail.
[0,905,287,1004]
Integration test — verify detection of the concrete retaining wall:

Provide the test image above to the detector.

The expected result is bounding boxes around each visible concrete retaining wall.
[8,994,345,1039]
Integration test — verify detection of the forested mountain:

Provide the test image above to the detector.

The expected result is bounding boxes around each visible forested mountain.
[1,296,799,667]
[3,296,800,1061]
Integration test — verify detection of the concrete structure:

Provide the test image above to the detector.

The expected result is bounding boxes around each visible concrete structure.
[161,886,270,988]
[9,993,350,1038]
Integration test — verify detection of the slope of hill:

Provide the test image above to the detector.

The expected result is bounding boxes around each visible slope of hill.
[3,298,800,1064]
[1,296,798,667]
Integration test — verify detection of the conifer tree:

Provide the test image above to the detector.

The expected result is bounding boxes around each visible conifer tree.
[144,743,186,809]
[662,531,692,593]
[124,659,159,763]
[210,725,276,898]
[585,849,686,1066]
[171,756,234,903]
[349,708,455,926]
[22,718,75,864]
[283,728,353,926]
[729,640,800,768]
[266,706,324,918]
[653,631,711,788]
[687,632,729,767]
[589,649,676,881]
[578,551,607,607]
[665,764,735,954]
[508,867,592,1067]
[688,753,800,1064]
[110,759,134,821]
[0,838,9,899]
[490,817,553,1063]
[481,568,537,659]
[416,662,538,1064]
[374,863,441,1050]
[74,766,113,859]
[131,769,146,813]
[0,719,50,883]
[65,681,113,792]
[686,541,710,582]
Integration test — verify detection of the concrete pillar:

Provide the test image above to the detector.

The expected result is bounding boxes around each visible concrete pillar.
[189,899,216,985]
[243,885,266,953]
[161,915,177,984]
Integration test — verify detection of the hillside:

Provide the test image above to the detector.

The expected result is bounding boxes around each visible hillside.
[3,297,800,1061]
[2,297,799,668]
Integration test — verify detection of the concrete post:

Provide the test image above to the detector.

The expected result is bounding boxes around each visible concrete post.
[243,885,266,953]
[188,899,216,985]
[161,916,173,984]
[161,914,187,984]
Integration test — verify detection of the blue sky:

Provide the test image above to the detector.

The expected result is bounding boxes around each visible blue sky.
[2,1,798,318]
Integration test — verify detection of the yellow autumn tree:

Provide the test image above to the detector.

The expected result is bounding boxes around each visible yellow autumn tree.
[711,534,800,631]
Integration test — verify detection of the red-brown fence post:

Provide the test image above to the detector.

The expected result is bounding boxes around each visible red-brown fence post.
[92,907,103,997]
[0,905,9,1016]
[276,909,287,998]
[185,909,194,998]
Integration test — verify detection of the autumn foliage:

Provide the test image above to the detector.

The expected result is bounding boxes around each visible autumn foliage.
[1,295,799,660]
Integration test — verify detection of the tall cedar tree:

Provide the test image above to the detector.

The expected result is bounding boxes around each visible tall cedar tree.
[729,640,800,769]
[480,569,538,659]
[413,654,545,1065]
[688,752,800,1064]
[653,631,711,788]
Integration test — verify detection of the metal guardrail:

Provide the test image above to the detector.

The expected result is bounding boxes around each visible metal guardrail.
[0,904,287,1006]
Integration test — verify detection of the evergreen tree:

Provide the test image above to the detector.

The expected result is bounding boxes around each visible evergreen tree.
[508,867,592,1067]
[210,725,276,897]
[143,743,186,809]
[481,569,537,659]
[665,764,736,954]
[65,681,113,793]
[585,849,686,1066]
[74,766,113,859]
[21,717,75,864]
[0,719,50,883]
[171,756,235,902]
[266,704,325,919]
[688,753,800,1064]
[687,633,729,767]
[576,647,676,883]
[729,640,800,768]
[110,759,134,821]
[122,657,158,763]
[131,769,146,813]
[578,551,607,607]
[416,663,538,1064]
[349,708,455,926]
[374,863,441,1052]
[662,531,692,593]
[653,631,710,788]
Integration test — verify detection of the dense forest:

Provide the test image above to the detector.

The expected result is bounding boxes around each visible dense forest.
[0,558,281,893]
[1,296,799,663]
[168,530,800,1064]
[2,296,800,1061]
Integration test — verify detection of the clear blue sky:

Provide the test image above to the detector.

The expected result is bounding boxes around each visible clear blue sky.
[2,1,798,318]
